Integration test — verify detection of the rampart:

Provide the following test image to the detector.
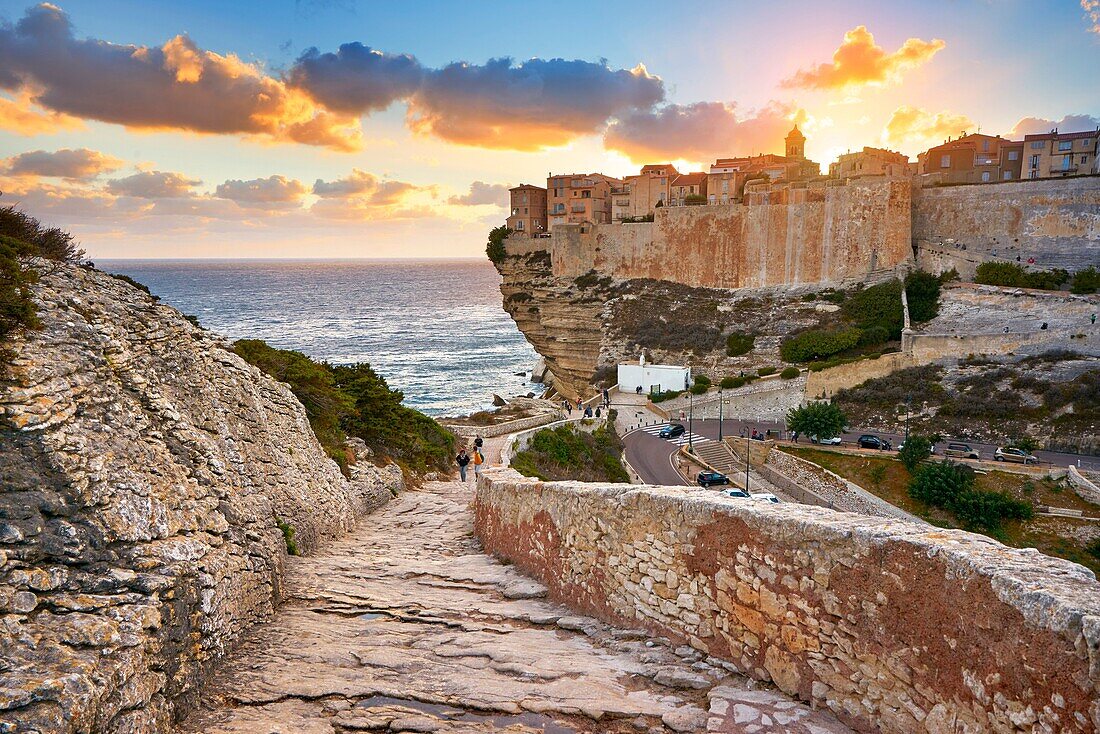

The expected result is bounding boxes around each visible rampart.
[529,178,913,289]
[475,471,1100,733]
[912,176,1100,278]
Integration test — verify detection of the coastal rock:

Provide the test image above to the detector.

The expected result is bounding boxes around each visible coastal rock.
[0,264,401,733]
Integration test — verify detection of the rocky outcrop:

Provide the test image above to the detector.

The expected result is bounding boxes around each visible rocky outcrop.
[0,265,400,733]
[476,470,1100,733]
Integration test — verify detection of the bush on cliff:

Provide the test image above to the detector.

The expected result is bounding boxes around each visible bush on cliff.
[511,419,629,483]
[1,206,85,347]
[974,262,1069,291]
[908,460,1033,534]
[1070,266,1099,295]
[779,327,862,362]
[725,332,754,357]
[898,435,933,473]
[485,225,511,265]
[232,339,453,476]
[780,366,800,380]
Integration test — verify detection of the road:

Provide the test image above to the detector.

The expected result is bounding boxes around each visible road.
[624,417,1100,486]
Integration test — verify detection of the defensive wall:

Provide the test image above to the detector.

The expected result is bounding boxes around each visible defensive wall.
[912,176,1100,278]
[475,471,1100,733]
[505,175,1100,290]
[528,178,913,289]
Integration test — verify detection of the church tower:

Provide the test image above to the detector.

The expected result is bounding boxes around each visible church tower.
[785,125,806,160]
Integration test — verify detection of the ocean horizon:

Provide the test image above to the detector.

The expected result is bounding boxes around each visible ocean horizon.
[97,258,541,418]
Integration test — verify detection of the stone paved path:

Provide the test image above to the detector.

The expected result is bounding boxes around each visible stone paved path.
[177,480,852,733]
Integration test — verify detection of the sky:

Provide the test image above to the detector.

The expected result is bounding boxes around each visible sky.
[0,0,1097,259]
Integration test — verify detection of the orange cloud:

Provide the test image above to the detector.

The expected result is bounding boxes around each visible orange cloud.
[0,92,83,135]
[604,101,798,164]
[2,148,123,180]
[782,26,944,91]
[0,4,360,151]
[882,105,975,150]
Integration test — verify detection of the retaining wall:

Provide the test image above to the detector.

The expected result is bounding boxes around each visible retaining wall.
[475,471,1100,733]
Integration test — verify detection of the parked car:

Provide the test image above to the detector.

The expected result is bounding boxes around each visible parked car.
[810,434,842,445]
[659,423,686,439]
[995,446,1039,465]
[697,471,731,487]
[723,488,751,499]
[750,493,781,504]
[897,440,935,454]
[944,442,980,460]
[858,434,891,451]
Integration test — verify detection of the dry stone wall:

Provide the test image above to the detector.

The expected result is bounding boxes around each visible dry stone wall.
[475,470,1100,733]
[0,265,400,733]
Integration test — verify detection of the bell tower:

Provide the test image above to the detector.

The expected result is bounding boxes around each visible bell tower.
[785,125,806,160]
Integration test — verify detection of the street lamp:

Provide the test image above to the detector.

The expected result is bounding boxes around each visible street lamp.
[718,388,724,441]
[905,393,912,442]
[745,428,751,494]
[688,389,695,453]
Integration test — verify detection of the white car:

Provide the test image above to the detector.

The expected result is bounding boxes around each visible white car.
[995,447,1038,465]
[809,435,842,445]
[750,493,781,504]
[724,488,751,499]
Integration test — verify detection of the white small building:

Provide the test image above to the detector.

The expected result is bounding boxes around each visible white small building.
[617,356,691,395]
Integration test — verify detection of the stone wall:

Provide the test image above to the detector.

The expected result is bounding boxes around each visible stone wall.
[912,176,1100,277]
[475,471,1100,733]
[444,410,559,439]
[764,449,918,521]
[0,265,401,733]
[537,178,912,289]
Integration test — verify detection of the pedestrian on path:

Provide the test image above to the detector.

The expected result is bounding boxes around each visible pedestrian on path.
[603,388,610,407]
[594,406,601,418]
[472,447,484,479]
[474,435,483,453]
[455,449,470,482]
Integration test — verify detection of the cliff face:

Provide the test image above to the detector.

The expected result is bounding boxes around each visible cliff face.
[0,265,399,733]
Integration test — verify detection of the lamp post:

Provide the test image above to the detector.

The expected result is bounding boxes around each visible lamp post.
[744,429,751,494]
[688,389,695,453]
[718,388,724,441]
[905,393,912,442]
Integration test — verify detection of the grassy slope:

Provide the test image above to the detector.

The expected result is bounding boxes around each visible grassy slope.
[784,446,1100,573]
[512,420,629,483]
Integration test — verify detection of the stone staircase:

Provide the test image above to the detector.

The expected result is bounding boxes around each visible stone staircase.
[693,441,739,474]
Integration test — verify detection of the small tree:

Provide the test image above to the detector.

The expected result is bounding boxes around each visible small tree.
[1008,436,1040,453]
[780,366,800,380]
[898,435,932,473]
[485,225,512,264]
[786,402,846,440]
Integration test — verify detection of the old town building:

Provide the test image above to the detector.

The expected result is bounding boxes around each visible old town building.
[1020,128,1099,179]
[611,164,678,221]
[669,172,708,206]
[829,147,911,179]
[505,184,547,235]
[546,172,622,228]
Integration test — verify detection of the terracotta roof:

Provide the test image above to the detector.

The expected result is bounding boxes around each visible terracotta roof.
[672,172,707,186]
[640,163,679,175]
[510,184,546,191]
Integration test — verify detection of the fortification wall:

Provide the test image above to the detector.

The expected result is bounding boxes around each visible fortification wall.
[912,176,1100,277]
[475,471,1100,733]
[539,178,913,289]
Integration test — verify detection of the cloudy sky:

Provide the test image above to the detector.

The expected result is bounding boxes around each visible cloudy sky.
[0,0,1097,259]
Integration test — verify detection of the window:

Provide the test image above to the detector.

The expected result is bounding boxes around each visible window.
[940,154,951,168]
[721,180,729,193]
[1082,139,1093,148]
[1062,155,1071,170]
[511,208,518,216]
[1007,150,1018,161]
[1030,155,1040,168]
[1058,140,1072,151]
[1082,155,1089,164]
[982,140,989,151]
[1031,141,1044,149]
[516,220,524,230]
[981,171,990,182]
[1003,171,1012,180]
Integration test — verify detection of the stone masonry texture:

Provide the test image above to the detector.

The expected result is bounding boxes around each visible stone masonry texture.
[475,469,1100,733]
[0,265,399,733]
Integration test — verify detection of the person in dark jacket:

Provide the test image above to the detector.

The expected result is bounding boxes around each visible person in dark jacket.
[456,449,470,482]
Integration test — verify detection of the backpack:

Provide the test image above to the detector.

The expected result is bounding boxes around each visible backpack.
[473,449,483,465]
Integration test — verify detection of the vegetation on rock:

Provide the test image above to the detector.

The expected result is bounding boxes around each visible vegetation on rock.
[485,225,511,265]
[511,418,629,483]
[974,261,1070,291]
[780,366,800,379]
[898,434,933,473]
[233,339,454,476]
[908,461,1033,535]
[725,332,755,357]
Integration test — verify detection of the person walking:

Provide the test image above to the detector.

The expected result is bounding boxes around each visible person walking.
[455,448,470,482]
[594,406,602,418]
[472,446,484,480]
[603,388,610,408]
[474,435,484,452]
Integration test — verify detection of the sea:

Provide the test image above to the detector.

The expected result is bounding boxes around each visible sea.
[96,259,541,417]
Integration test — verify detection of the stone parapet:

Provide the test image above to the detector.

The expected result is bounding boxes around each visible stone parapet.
[475,470,1100,733]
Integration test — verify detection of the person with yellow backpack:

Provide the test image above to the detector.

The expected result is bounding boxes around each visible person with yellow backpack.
[472,444,484,480]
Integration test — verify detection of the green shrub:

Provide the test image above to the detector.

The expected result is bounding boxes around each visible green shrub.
[276,517,299,555]
[485,225,511,264]
[757,366,776,377]
[649,389,682,403]
[904,270,941,323]
[108,273,158,299]
[725,332,755,357]
[690,383,708,395]
[719,376,737,389]
[1070,266,1100,295]
[857,325,891,348]
[511,423,629,483]
[694,374,711,388]
[233,339,454,476]
[974,261,1069,291]
[684,193,707,205]
[909,461,974,508]
[843,280,904,338]
[780,328,862,363]
[786,402,846,440]
[780,366,800,380]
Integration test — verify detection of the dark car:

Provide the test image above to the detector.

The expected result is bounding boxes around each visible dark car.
[659,423,686,439]
[858,434,891,451]
[697,471,730,488]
